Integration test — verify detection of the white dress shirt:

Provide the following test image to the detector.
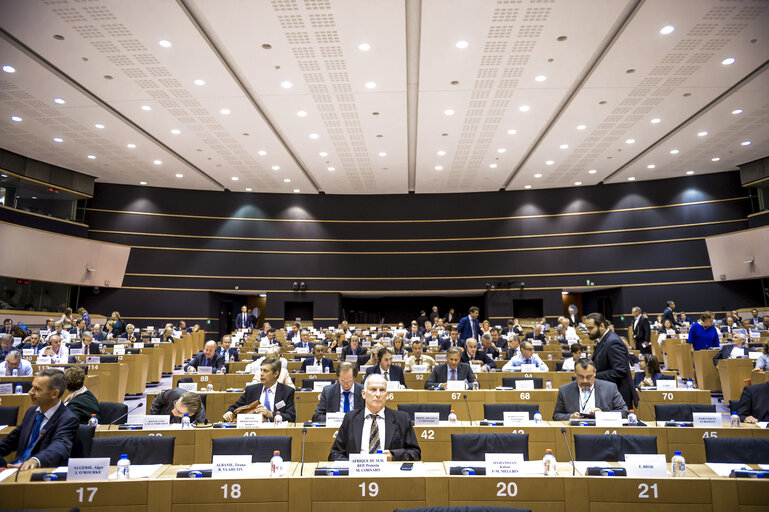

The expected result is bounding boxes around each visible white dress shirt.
[361,407,386,454]
[0,358,34,376]
[259,382,279,414]
[579,385,596,413]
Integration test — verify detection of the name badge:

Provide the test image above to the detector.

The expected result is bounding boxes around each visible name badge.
[212,455,252,479]
[446,380,465,391]
[134,342,144,349]
[693,412,722,427]
[514,380,534,390]
[118,338,128,343]
[178,382,198,392]
[362,341,371,348]
[313,381,332,392]
[197,366,213,374]
[70,349,83,356]
[412,364,427,373]
[237,414,263,428]
[656,379,676,390]
[520,363,537,372]
[435,354,447,362]
[470,363,481,374]
[68,457,110,481]
[429,340,439,347]
[531,340,542,346]
[622,454,667,478]
[385,380,399,391]
[336,347,343,354]
[146,326,154,331]
[306,365,323,374]
[485,453,525,475]
[414,412,440,426]
[595,411,623,427]
[142,415,170,428]
[503,411,530,426]
[349,454,386,476]
[326,412,345,427]
[13,337,21,344]
[36,356,52,364]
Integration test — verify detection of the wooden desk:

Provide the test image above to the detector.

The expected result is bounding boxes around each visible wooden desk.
[717,358,755,402]
[668,340,694,380]
[142,347,165,384]
[635,389,711,422]
[31,362,128,404]
[693,349,721,391]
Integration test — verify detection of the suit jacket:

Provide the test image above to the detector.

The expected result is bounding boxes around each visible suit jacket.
[226,382,296,422]
[553,379,628,420]
[461,350,497,368]
[404,331,422,340]
[632,315,651,350]
[737,382,769,422]
[328,406,421,461]
[293,341,315,352]
[524,332,545,343]
[663,307,677,326]
[0,403,78,467]
[68,341,102,355]
[425,362,477,389]
[184,351,225,372]
[286,330,301,342]
[93,331,108,342]
[300,356,334,373]
[592,330,637,409]
[150,387,207,424]
[439,338,465,351]
[312,382,364,422]
[20,343,45,355]
[235,313,254,329]
[713,344,747,366]
[341,345,366,359]
[65,390,100,424]
[217,347,239,363]
[364,364,406,387]
[456,316,481,341]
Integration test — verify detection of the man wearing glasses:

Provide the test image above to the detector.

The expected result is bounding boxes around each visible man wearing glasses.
[313,362,364,422]
[149,388,207,424]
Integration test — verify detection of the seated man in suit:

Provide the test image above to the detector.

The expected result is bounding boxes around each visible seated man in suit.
[341,335,366,360]
[461,338,496,369]
[21,333,44,355]
[294,330,315,352]
[553,358,628,420]
[235,305,254,330]
[404,339,437,372]
[184,340,225,372]
[123,323,142,343]
[45,321,71,343]
[425,346,477,390]
[63,366,99,424]
[286,322,302,342]
[0,350,33,376]
[525,324,546,343]
[217,335,239,363]
[713,332,748,367]
[439,327,465,351]
[262,329,279,345]
[223,357,296,423]
[150,387,207,424]
[502,340,549,371]
[258,322,272,339]
[313,362,364,422]
[0,369,78,470]
[423,328,442,346]
[68,331,101,356]
[91,323,107,342]
[561,343,583,372]
[480,332,501,359]
[404,323,422,341]
[301,344,335,373]
[504,336,521,359]
[376,325,394,342]
[41,334,69,363]
[69,318,87,340]
[329,374,421,461]
[737,381,769,423]
[364,347,406,387]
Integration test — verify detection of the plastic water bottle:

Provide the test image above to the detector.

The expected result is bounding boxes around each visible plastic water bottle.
[471,379,480,391]
[533,410,543,424]
[270,450,285,477]
[116,454,130,479]
[671,450,686,477]
[274,412,283,426]
[14,383,23,395]
[88,414,99,427]
[324,365,330,374]
[547,353,552,360]
[627,410,638,426]
[181,413,191,429]
[730,411,740,427]
[545,380,552,390]
[12,368,18,377]
[686,379,694,390]
[206,383,214,393]
[448,410,458,424]
[543,449,557,476]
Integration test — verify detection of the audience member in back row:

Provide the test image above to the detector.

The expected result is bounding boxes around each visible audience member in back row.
[63,366,100,424]
[503,340,549,371]
[688,311,719,351]
[0,334,13,361]
[634,354,664,388]
[713,332,747,367]
[0,349,33,376]
[69,331,101,355]
[561,343,583,372]
[754,342,769,372]
[150,387,207,424]
[223,357,296,423]
[185,340,225,372]
[404,339,436,372]
[737,380,769,423]
[553,358,628,420]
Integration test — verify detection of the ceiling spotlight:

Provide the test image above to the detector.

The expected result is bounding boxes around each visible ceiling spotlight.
[455,40,469,49]
[574,181,582,186]
[127,143,136,149]
[258,150,267,156]
[489,163,498,168]
[231,176,239,181]
[297,110,307,117]
[281,80,293,89]
[158,40,172,48]
[711,157,720,161]
[588,169,597,174]
[497,148,506,153]
[697,131,708,137]
[686,170,695,175]
[2,65,16,73]
[670,149,679,154]
[175,173,183,178]
[378,152,387,157]
[87,154,96,159]
[171,129,181,134]
[358,43,371,51]
[153,160,162,165]
[94,123,105,129]
[721,57,735,65]
[627,176,636,181]
[283,178,291,183]
[534,173,542,178]
[507,129,517,135]
[365,81,376,89]
[519,105,530,112]
[524,185,532,189]
[731,109,743,115]
[545,160,554,165]
[141,105,151,111]
[319,151,328,157]
[437,150,446,156]
[53,137,63,143]
[220,108,231,115]
[444,109,455,116]
[576,124,586,130]
[741,140,751,146]
[328,166,336,171]
[309,133,319,139]
[647,164,656,169]
[434,165,443,171]
[194,79,205,86]
[140,181,147,185]
[660,25,675,35]
[293,189,300,193]
[559,144,568,149]
[535,75,546,82]
[54,98,66,104]
[625,138,636,144]
[272,165,280,171]
[650,118,661,124]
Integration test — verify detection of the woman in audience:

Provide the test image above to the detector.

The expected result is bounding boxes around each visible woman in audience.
[659,319,678,335]
[110,311,125,335]
[652,314,663,330]
[754,342,769,372]
[480,319,491,336]
[391,336,408,357]
[635,354,663,388]
[77,307,91,330]
[160,325,174,342]
[104,320,117,340]
[325,330,343,351]
[60,307,74,330]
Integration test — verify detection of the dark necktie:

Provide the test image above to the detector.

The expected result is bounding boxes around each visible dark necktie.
[84,345,89,355]
[20,411,44,462]
[451,369,457,381]
[343,391,351,413]
[368,414,380,453]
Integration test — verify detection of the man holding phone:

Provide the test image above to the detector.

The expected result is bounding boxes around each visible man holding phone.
[553,358,628,420]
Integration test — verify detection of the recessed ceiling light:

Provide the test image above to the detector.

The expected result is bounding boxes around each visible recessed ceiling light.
[53,98,65,104]
[625,138,635,144]
[231,177,239,181]
[319,151,328,157]
[647,164,656,169]
[139,181,147,185]
[94,123,105,129]
[328,166,336,171]
[141,105,151,111]
[741,140,751,146]
[175,173,183,178]
[519,105,530,112]
[650,118,661,124]
[10,115,22,122]
[272,165,280,171]
[545,160,554,165]
[437,150,446,156]
[220,108,231,115]
[2,65,16,73]
[434,165,443,171]
[576,124,586,130]
[670,149,679,154]
[697,131,708,137]
[378,152,387,157]
[53,137,63,143]
[686,170,695,175]
[158,40,172,48]
[258,150,267,156]
[731,109,743,115]
[535,75,546,82]
[721,57,735,65]
[153,160,162,165]
[524,185,532,189]
[171,129,181,135]
[194,79,205,86]
[245,187,253,191]
[660,25,675,35]
[358,43,371,51]
[534,173,542,178]
[507,129,517,135]
[87,154,96,159]
[444,109,455,116]
[455,40,469,49]
[365,81,376,89]
[489,163,498,168]
[281,80,293,89]
[574,181,582,186]
[559,144,568,149]
[309,133,319,139]
[127,143,136,149]
[627,176,636,181]
[293,189,300,193]
[283,178,291,183]
[588,169,597,174]
[297,110,307,117]
[31,196,37,200]
[711,157,720,161]
[497,148,506,153]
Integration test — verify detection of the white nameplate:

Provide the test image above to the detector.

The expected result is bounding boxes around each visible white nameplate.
[345,355,358,362]
[412,364,428,373]
[623,454,667,478]
[349,454,387,476]
[531,340,542,346]
[446,380,465,391]
[503,411,530,426]
[113,346,125,355]
[22,349,33,356]
[470,363,481,374]
[387,380,400,391]
[67,457,110,481]
[595,411,623,427]
[197,366,213,374]
[178,382,198,392]
[514,380,535,391]
[236,414,263,428]
[392,354,404,362]
[693,412,722,427]
[151,338,160,343]
[326,412,345,427]
[142,415,170,428]
[134,342,144,349]
[70,349,83,356]
[362,341,371,347]
[313,381,332,392]
[749,351,761,360]
[86,356,100,364]
[656,379,676,390]
[0,383,13,394]
[306,365,323,374]
[212,455,252,479]
[118,338,128,343]
[36,356,52,364]
[429,340,439,347]
[520,363,537,372]
[296,347,309,354]
[146,326,154,331]
[485,453,525,475]
[414,412,440,426]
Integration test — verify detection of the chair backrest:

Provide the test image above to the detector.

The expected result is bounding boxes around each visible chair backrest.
[450,433,529,461]
[483,403,540,421]
[98,356,119,364]
[728,400,740,414]
[501,377,543,389]
[177,377,193,384]
[704,438,769,463]
[0,406,19,426]
[99,402,129,425]
[555,361,564,371]
[211,436,292,462]
[656,374,676,380]
[574,434,657,461]
[398,404,452,421]
[301,378,335,390]
[654,404,716,422]
[90,436,175,464]
[70,424,95,458]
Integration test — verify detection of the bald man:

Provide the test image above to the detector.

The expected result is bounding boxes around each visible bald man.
[184,340,225,372]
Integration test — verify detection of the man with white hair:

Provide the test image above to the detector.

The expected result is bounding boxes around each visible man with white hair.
[0,350,33,376]
[184,341,224,372]
[45,322,70,343]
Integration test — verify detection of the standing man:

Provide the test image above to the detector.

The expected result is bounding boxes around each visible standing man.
[313,362,364,422]
[688,312,720,351]
[457,306,481,342]
[631,306,651,354]
[446,308,456,324]
[663,300,678,326]
[328,374,420,461]
[235,305,253,330]
[223,358,296,423]
[585,312,637,409]
[425,347,476,390]
[429,306,440,324]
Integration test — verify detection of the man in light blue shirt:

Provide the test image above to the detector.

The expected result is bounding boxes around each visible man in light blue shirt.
[502,340,549,371]
[0,350,33,376]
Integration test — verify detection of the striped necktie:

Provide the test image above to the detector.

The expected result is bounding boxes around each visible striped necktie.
[368,414,380,453]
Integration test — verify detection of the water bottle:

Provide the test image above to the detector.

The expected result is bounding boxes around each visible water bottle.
[218,367,226,375]
[116,454,130,479]
[324,365,330,374]
[533,410,543,424]
[547,353,552,360]
[686,379,694,390]
[12,368,18,377]
[448,409,458,424]
[730,411,740,427]
[545,380,552,390]
[14,383,23,395]
[471,379,480,391]
[181,413,191,429]
[274,412,283,426]
[627,410,638,426]
[206,383,213,393]
[460,467,476,476]
[88,414,99,427]
[671,450,686,477]
[543,449,557,476]
[270,450,285,477]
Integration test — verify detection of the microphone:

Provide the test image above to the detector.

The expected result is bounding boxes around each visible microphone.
[561,427,575,476]
[462,394,473,425]
[300,427,307,476]
[110,402,144,425]
[636,387,655,424]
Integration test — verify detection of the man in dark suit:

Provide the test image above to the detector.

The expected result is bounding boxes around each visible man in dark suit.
[21,333,45,355]
[663,300,678,326]
[313,362,364,422]
[404,324,422,341]
[184,340,225,372]
[223,357,296,423]
[364,347,406,387]
[713,332,747,367]
[439,327,465,351]
[446,308,456,324]
[429,306,440,324]
[217,335,239,363]
[69,318,87,339]
[524,324,545,343]
[150,387,207,424]
[586,312,637,409]
[0,369,78,470]
[737,381,769,423]
[294,330,315,352]
[481,331,501,359]
[341,335,366,360]
[631,306,651,354]
[68,331,101,355]
[376,326,394,342]
[553,358,628,420]
[235,305,254,330]
[286,322,302,342]
[456,306,481,342]
[461,338,497,368]
[425,347,477,390]
[329,374,421,461]
[301,344,335,373]
[1,318,12,335]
